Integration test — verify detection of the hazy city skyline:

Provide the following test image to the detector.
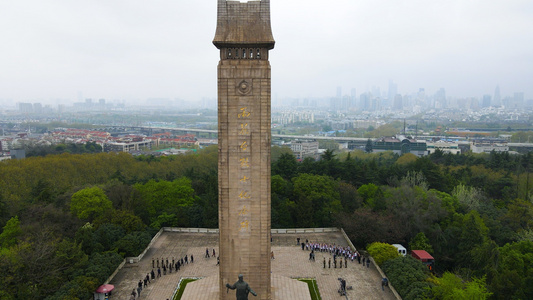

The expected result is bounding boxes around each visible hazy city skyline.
[1,0,532,104]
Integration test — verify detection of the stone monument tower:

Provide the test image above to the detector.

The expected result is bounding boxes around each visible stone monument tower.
[213,0,274,299]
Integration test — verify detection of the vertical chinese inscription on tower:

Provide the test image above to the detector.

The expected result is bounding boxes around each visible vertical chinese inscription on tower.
[238,106,251,233]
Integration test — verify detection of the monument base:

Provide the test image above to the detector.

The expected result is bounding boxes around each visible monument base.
[180,274,311,300]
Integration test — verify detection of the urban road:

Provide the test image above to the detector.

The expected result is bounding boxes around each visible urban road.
[103,125,533,148]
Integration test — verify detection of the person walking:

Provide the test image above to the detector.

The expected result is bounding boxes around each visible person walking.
[382,277,389,291]
[271,251,275,260]
[191,254,194,263]
[131,289,137,299]
[328,257,331,268]
[137,280,143,294]
[323,257,326,268]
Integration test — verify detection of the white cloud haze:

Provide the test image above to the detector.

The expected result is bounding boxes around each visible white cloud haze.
[0,0,532,103]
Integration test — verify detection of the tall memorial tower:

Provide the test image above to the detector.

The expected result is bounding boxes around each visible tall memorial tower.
[213,0,274,299]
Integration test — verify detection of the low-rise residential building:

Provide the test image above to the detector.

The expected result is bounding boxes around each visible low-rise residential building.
[290,140,319,160]
[427,140,461,154]
[470,138,509,153]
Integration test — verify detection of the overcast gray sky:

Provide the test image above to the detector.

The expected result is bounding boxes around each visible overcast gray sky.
[1,0,532,104]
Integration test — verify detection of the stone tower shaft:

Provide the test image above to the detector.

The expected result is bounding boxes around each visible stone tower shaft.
[214,1,274,299]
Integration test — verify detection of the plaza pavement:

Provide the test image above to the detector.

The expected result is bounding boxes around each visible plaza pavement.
[109,231,396,300]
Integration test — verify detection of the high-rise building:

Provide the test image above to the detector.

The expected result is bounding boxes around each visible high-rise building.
[493,86,501,106]
[18,103,33,113]
[387,80,397,108]
[482,95,492,108]
[512,92,524,108]
[434,88,446,109]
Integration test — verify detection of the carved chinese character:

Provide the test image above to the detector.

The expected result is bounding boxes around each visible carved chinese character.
[240,176,249,183]
[239,220,249,231]
[239,123,249,135]
[240,141,248,151]
[238,107,251,118]
[238,205,249,216]
[238,191,251,199]
[239,158,250,168]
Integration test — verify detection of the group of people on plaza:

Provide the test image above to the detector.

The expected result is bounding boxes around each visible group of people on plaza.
[206,247,220,265]
[129,254,198,299]
[297,237,371,270]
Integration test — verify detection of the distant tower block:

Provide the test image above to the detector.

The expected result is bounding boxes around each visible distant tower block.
[213,0,274,299]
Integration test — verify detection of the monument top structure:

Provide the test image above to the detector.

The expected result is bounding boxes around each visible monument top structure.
[213,0,275,49]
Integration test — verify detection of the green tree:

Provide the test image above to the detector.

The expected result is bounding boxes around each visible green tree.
[490,240,533,299]
[70,187,113,221]
[0,216,22,249]
[357,183,382,208]
[292,174,341,227]
[381,256,432,299]
[365,139,373,153]
[113,231,152,257]
[431,272,492,300]
[367,242,400,266]
[134,177,197,223]
[272,152,298,180]
[409,232,434,254]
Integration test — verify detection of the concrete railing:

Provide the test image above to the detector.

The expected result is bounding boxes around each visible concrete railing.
[271,227,339,234]
[103,259,126,285]
[124,227,165,264]
[340,228,357,252]
[368,257,402,300]
[163,227,219,233]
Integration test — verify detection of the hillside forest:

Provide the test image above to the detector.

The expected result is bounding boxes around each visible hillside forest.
[0,145,532,299]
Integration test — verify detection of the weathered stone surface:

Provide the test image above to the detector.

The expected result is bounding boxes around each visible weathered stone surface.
[215,1,274,299]
[213,0,275,49]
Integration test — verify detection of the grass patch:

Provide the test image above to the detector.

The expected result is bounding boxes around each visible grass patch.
[297,278,321,300]
[173,278,199,300]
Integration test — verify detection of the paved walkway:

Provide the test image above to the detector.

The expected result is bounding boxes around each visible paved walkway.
[109,231,396,300]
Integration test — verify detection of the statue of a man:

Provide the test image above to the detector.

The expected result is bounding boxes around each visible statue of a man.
[225,274,257,300]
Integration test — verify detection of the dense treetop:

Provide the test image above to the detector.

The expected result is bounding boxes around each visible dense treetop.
[0,145,532,298]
